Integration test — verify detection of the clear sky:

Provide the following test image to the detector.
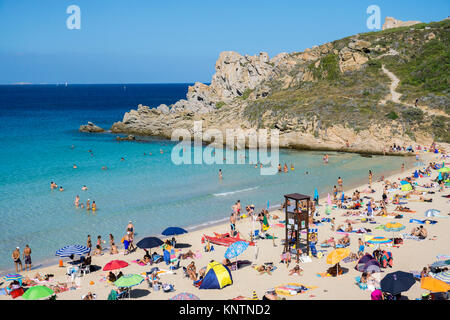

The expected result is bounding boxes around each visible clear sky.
[0,0,448,84]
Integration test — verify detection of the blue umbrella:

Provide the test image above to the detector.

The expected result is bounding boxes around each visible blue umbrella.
[380,271,416,295]
[414,170,419,178]
[162,227,188,236]
[136,237,164,249]
[55,245,90,257]
[225,241,249,259]
[267,200,270,209]
[430,260,450,268]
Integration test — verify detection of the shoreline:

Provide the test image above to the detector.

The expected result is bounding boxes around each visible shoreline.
[0,150,420,276]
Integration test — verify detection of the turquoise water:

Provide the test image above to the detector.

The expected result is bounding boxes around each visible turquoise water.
[0,84,414,272]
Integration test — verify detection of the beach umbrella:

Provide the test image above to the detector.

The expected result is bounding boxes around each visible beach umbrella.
[114,274,144,288]
[103,260,129,271]
[2,273,23,282]
[136,237,164,249]
[225,241,249,260]
[434,271,450,284]
[55,245,90,257]
[380,271,416,295]
[430,260,450,269]
[170,292,200,300]
[400,180,410,185]
[437,167,450,173]
[421,276,450,292]
[162,227,188,236]
[326,248,350,265]
[22,286,54,300]
[414,170,419,178]
[425,209,440,217]
[367,236,393,249]
[358,259,381,273]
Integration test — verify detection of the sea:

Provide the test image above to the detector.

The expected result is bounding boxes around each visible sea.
[0,84,414,273]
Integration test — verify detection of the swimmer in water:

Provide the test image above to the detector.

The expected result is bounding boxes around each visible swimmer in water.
[75,195,80,208]
[82,185,88,191]
[73,164,78,169]
[219,169,223,180]
[86,199,91,211]
[284,163,288,173]
[291,164,294,170]
[92,201,96,212]
[278,164,282,172]
[102,166,107,170]
[59,186,64,192]
[121,157,125,161]
[50,181,57,190]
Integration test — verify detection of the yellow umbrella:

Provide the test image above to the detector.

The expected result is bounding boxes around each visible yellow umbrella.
[326,248,350,265]
[421,277,450,293]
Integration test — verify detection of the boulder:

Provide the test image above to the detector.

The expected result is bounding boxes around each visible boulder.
[79,122,105,133]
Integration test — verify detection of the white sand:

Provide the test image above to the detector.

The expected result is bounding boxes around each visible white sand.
[1,150,449,300]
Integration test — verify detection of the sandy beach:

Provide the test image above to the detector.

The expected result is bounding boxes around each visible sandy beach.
[1,148,449,301]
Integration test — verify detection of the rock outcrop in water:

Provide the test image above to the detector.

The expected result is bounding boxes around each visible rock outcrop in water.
[79,122,105,133]
[108,18,450,153]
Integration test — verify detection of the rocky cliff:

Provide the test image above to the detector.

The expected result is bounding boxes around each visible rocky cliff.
[106,18,449,153]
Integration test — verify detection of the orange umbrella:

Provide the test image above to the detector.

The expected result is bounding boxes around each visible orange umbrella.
[326,248,350,265]
[421,276,450,292]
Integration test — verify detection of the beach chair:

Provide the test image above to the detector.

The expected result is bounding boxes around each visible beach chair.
[116,288,130,299]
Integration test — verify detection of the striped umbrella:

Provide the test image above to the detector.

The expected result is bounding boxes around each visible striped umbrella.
[367,236,392,249]
[170,292,200,300]
[434,271,450,284]
[2,273,23,282]
[55,245,90,257]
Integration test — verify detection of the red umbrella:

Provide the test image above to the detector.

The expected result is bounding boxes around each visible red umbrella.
[103,260,129,271]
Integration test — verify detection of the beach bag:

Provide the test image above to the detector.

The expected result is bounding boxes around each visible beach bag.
[11,288,24,299]
[393,238,403,245]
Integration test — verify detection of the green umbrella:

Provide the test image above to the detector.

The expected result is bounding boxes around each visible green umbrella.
[437,167,449,173]
[114,274,144,288]
[22,286,54,300]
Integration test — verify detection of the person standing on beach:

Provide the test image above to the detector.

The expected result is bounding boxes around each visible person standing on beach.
[97,235,103,252]
[337,177,343,192]
[369,170,373,187]
[87,235,92,252]
[333,185,338,201]
[12,247,22,272]
[236,200,241,220]
[401,163,405,172]
[23,244,32,271]
[126,221,134,237]
[230,213,236,236]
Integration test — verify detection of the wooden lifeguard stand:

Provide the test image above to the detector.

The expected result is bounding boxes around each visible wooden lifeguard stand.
[284,193,311,260]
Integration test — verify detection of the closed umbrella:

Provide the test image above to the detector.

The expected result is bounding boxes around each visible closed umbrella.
[170,292,200,300]
[136,237,164,249]
[421,276,450,292]
[22,286,54,300]
[434,271,450,284]
[380,271,416,295]
[103,260,129,271]
[162,227,188,236]
[55,245,90,257]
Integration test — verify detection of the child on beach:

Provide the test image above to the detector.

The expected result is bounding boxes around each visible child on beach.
[358,238,365,254]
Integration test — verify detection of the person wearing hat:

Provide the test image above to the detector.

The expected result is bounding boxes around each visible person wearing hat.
[12,247,22,272]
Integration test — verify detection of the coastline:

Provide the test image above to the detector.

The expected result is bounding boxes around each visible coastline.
[0,150,429,275]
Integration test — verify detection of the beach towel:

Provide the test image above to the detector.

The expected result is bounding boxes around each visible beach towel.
[436,255,450,260]
[275,283,317,296]
[316,272,331,278]
[409,219,437,225]
[336,243,350,248]
[401,233,424,241]
[0,288,6,296]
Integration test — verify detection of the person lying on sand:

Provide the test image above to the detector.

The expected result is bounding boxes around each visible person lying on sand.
[222,258,232,268]
[337,235,350,246]
[418,196,433,202]
[288,265,303,276]
[321,237,336,247]
[256,265,274,275]
[395,206,412,212]
[179,250,195,260]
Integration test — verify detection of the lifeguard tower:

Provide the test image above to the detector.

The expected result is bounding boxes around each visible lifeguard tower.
[283,193,311,260]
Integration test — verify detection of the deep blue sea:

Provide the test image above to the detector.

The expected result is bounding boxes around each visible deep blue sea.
[0,84,414,272]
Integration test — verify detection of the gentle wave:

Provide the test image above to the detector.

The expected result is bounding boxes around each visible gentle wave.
[213,186,260,197]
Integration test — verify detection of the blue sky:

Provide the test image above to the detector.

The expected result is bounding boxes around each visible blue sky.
[0,0,448,84]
